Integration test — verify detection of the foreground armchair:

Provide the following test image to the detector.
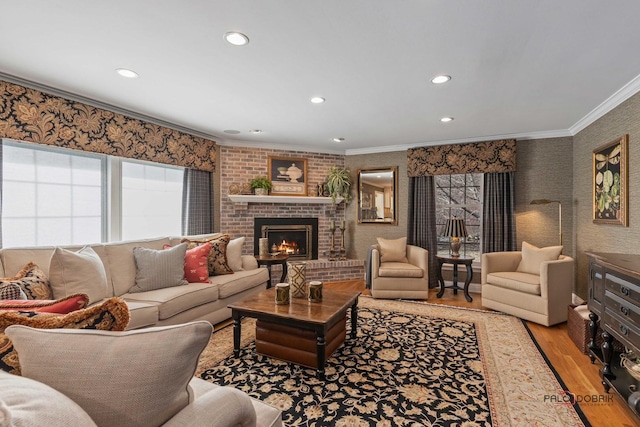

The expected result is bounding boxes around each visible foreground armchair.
[370,237,429,299]
[481,242,574,326]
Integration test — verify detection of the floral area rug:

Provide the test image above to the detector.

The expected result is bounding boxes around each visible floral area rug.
[197,297,590,426]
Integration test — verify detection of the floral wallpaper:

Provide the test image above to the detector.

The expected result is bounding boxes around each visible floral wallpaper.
[407,139,516,176]
[0,80,216,172]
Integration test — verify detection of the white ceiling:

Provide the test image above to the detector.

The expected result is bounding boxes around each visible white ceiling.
[2,1,640,155]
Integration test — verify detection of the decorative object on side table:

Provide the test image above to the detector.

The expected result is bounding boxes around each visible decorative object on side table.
[249,176,272,196]
[593,134,628,226]
[329,220,337,261]
[326,166,352,204]
[442,217,467,257]
[287,261,307,298]
[339,220,347,260]
[259,238,269,257]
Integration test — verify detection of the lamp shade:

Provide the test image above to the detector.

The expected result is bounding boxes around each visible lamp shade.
[443,217,468,238]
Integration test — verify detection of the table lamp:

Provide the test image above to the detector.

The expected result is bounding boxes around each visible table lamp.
[443,217,468,257]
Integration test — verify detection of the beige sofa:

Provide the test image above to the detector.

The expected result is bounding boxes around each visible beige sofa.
[0,234,270,329]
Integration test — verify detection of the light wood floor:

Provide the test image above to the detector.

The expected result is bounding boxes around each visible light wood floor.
[328,280,639,427]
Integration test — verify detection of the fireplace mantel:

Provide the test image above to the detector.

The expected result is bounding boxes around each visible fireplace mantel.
[228,195,344,204]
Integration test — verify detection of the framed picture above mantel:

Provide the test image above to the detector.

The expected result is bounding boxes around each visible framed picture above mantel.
[268,156,308,196]
[593,134,628,226]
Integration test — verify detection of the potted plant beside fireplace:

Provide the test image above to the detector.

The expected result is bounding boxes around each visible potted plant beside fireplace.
[250,176,273,196]
[326,166,352,204]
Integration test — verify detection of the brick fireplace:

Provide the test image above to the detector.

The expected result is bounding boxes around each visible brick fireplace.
[254,217,319,260]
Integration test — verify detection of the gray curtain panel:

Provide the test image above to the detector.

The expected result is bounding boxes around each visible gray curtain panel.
[407,175,439,287]
[482,172,517,253]
[181,169,213,235]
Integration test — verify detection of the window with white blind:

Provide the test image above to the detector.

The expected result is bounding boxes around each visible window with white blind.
[2,140,184,247]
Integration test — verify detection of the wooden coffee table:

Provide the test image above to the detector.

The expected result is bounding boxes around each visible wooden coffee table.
[228,288,360,378]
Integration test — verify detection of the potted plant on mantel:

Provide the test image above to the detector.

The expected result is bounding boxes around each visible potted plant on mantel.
[326,166,352,204]
[250,176,273,196]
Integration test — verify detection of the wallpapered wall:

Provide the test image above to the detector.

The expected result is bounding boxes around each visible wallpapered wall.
[573,91,640,298]
[0,80,216,172]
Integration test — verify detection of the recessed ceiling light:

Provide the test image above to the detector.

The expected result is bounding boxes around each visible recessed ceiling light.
[223,129,241,134]
[332,137,345,142]
[249,129,262,134]
[115,68,139,79]
[440,117,454,122]
[310,97,325,104]
[224,32,249,46]
[431,75,451,84]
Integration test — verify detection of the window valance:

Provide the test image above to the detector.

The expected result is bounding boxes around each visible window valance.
[0,80,216,172]
[407,139,516,177]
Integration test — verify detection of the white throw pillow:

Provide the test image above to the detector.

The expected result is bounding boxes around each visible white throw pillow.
[0,370,97,427]
[48,246,109,305]
[227,237,245,272]
[6,321,213,427]
[377,237,408,263]
[516,241,563,275]
[130,243,189,293]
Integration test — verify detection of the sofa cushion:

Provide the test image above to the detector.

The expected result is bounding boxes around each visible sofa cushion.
[6,321,213,427]
[0,294,89,314]
[49,246,109,304]
[130,243,189,293]
[516,241,563,275]
[181,242,212,283]
[227,237,246,272]
[0,282,27,300]
[0,370,97,427]
[0,262,52,300]
[183,234,234,276]
[378,262,424,278]
[123,300,159,330]
[104,237,172,297]
[123,282,220,321]
[486,271,541,295]
[377,237,408,263]
[214,268,269,299]
[0,297,129,375]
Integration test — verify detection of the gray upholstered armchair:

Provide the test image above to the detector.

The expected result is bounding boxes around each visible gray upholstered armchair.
[481,242,574,326]
[370,237,429,299]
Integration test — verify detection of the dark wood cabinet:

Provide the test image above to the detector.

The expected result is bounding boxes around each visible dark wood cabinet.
[586,252,640,417]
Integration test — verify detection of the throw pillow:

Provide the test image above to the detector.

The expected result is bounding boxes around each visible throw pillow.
[377,237,409,263]
[182,234,234,276]
[0,294,89,314]
[129,243,189,293]
[227,236,245,272]
[0,297,129,375]
[48,246,109,305]
[6,321,213,427]
[0,370,97,427]
[164,242,211,283]
[516,241,563,275]
[0,262,52,300]
[0,282,27,300]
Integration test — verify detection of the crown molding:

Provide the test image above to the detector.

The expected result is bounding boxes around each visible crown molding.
[344,129,572,155]
[0,72,221,142]
[569,72,640,135]
[216,139,346,155]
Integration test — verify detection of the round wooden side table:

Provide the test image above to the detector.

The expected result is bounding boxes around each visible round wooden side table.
[436,254,474,302]
[255,254,290,288]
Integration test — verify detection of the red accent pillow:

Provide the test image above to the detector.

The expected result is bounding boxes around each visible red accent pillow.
[0,294,90,314]
[164,243,212,283]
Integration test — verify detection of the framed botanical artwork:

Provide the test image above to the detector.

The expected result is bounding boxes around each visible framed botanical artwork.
[268,156,308,196]
[593,134,628,226]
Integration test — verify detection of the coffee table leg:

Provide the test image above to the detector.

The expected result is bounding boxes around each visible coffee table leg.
[350,299,358,338]
[232,311,242,357]
[316,332,326,379]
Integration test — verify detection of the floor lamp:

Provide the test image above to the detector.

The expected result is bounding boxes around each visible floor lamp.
[529,199,562,246]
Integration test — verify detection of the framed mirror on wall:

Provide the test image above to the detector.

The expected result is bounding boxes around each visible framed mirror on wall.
[357,166,398,225]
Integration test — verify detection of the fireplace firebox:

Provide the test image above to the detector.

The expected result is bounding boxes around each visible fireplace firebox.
[254,218,319,260]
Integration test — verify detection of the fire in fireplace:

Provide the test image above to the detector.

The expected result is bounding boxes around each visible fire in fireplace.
[254,218,319,260]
